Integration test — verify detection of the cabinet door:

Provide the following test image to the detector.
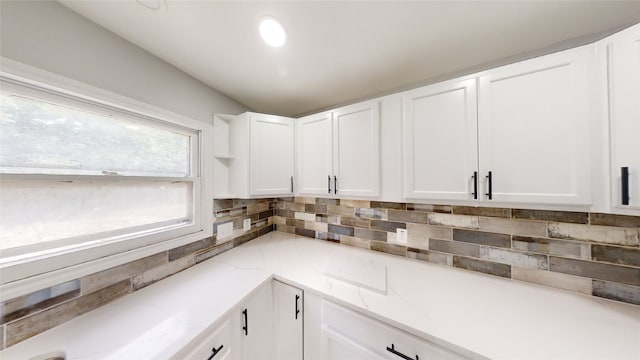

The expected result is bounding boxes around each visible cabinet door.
[333,101,380,197]
[403,79,478,201]
[478,47,591,205]
[182,319,237,360]
[607,24,640,211]
[249,114,295,196]
[273,280,303,360]
[239,282,274,360]
[297,112,333,196]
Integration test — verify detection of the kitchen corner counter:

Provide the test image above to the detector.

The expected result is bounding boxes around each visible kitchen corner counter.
[2,231,639,359]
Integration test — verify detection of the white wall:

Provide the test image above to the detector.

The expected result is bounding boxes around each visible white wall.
[0,0,249,123]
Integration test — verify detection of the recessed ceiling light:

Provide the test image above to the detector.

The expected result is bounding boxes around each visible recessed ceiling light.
[259,16,286,47]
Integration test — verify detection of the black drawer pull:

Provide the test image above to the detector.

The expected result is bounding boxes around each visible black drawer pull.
[485,171,493,200]
[207,344,224,360]
[295,294,300,319]
[328,175,331,194]
[622,166,630,205]
[242,308,248,336]
[386,344,419,360]
[334,176,338,194]
[472,171,478,199]
[290,176,294,193]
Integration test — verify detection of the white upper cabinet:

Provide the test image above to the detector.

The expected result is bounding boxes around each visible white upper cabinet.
[403,78,478,201]
[297,112,333,196]
[478,46,592,205]
[604,24,640,211]
[333,100,381,198]
[249,114,295,196]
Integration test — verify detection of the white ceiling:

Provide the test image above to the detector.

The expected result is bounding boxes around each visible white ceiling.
[59,1,640,117]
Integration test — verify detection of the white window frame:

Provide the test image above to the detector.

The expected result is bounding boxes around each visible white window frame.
[0,58,214,301]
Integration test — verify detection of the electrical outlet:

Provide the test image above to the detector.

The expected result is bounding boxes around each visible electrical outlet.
[396,228,407,244]
[243,218,251,231]
[218,222,233,239]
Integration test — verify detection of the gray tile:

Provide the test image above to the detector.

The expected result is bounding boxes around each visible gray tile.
[315,214,329,223]
[194,241,234,264]
[132,256,194,290]
[512,209,588,224]
[327,215,341,225]
[429,239,480,257]
[592,245,640,267]
[328,205,355,217]
[371,241,407,256]
[479,217,547,237]
[592,280,640,306]
[213,199,234,211]
[340,217,370,228]
[340,199,371,208]
[428,213,479,229]
[354,228,388,241]
[453,206,510,218]
[234,198,269,207]
[590,213,640,228]
[81,252,167,295]
[387,210,429,224]
[305,203,328,214]
[479,247,548,270]
[370,220,406,232]
[328,224,354,236]
[340,235,371,249]
[276,224,295,233]
[0,324,4,350]
[168,237,213,261]
[355,208,387,220]
[549,257,640,286]
[370,201,406,210]
[548,223,639,246]
[511,267,592,294]
[453,229,510,248]
[6,280,131,347]
[295,227,316,238]
[407,248,452,265]
[286,218,305,228]
[320,232,340,242]
[453,256,511,278]
[279,201,306,212]
[406,204,451,213]
[316,198,340,206]
[512,236,589,259]
[276,197,295,202]
[276,209,294,218]
[1,280,81,324]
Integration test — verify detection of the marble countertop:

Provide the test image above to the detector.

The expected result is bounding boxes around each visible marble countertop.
[2,231,640,359]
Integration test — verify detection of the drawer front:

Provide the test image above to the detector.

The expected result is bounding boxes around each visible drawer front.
[322,300,467,360]
[185,319,234,360]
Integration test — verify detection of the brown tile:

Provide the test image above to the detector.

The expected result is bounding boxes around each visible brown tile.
[305,221,328,232]
[354,228,388,241]
[1,280,81,324]
[195,241,234,264]
[81,253,166,295]
[305,203,328,214]
[355,208,387,220]
[512,236,589,259]
[428,213,479,229]
[592,280,640,306]
[280,201,306,212]
[276,224,295,233]
[276,197,295,202]
[479,217,546,237]
[371,220,406,232]
[294,197,316,204]
[272,216,287,226]
[232,231,259,247]
[0,324,4,350]
[548,223,639,246]
[453,206,510,218]
[133,256,194,290]
[479,247,548,270]
[513,209,588,224]
[316,198,340,206]
[340,235,371,249]
[340,217,370,228]
[286,218,305,228]
[453,256,511,278]
[315,214,329,223]
[328,224,354,236]
[407,223,452,241]
[168,237,213,261]
[453,229,510,248]
[6,280,131,347]
[549,257,640,286]
[590,213,640,228]
[407,248,452,265]
[511,267,592,294]
[371,241,407,256]
[213,199,234,211]
[370,201,406,210]
[276,209,293,218]
[429,239,480,257]
[592,245,640,267]
[247,202,270,215]
[406,204,451,213]
[328,205,355,217]
[258,209,274,219]
[387,210,429,224]
[340,199,371,208]
[295,227,316,238]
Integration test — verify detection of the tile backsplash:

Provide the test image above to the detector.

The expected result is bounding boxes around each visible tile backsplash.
[0,198,275,349]
[274,197,640,306]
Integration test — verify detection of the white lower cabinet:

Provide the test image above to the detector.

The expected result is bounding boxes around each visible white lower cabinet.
[273,280,304,359]
[183,319,236,360]
[238,281,275,360]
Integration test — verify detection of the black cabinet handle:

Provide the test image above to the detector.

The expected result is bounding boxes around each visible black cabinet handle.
[328,175,331,194]
[485,171,492,200]
[622,166,630,205]
[334,176,338,194]
[386,344,419,360]
[295,294,300,319]
[290,176,294,193]
[242,308,248,336]
[472,171,478,200]
[206,345,224,360]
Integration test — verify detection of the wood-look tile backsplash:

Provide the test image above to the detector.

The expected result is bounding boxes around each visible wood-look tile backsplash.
[274,197,640,307]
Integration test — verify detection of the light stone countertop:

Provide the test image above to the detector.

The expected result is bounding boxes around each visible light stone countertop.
[2,231,639,360]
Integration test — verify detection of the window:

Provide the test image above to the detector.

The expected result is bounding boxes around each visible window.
[0,72,211,285]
